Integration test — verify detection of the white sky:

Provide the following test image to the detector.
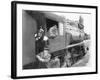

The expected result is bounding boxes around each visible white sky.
[53,12,91,34]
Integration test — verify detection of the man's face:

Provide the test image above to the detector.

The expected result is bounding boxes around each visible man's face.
[38,31,43,37]
[44,50,49,54]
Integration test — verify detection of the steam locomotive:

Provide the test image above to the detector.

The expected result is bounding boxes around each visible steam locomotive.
[36,16,90,68]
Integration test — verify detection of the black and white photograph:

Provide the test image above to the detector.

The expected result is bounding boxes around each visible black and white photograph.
[11,1,97,79]
[23,10,90,69]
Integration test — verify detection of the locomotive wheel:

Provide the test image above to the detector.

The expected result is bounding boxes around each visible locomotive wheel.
[68,45,85,66]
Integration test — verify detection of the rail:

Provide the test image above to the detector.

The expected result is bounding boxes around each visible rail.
[66,39,90,49]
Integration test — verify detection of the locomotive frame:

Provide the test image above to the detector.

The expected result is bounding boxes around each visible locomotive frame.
[11,1,98,79]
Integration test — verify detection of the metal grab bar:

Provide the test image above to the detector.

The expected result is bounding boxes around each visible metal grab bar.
[65,40,90,49]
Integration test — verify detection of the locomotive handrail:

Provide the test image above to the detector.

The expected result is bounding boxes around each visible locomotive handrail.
[65,39,90,49]
[36,39,90,62]
[50,39,90,57]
